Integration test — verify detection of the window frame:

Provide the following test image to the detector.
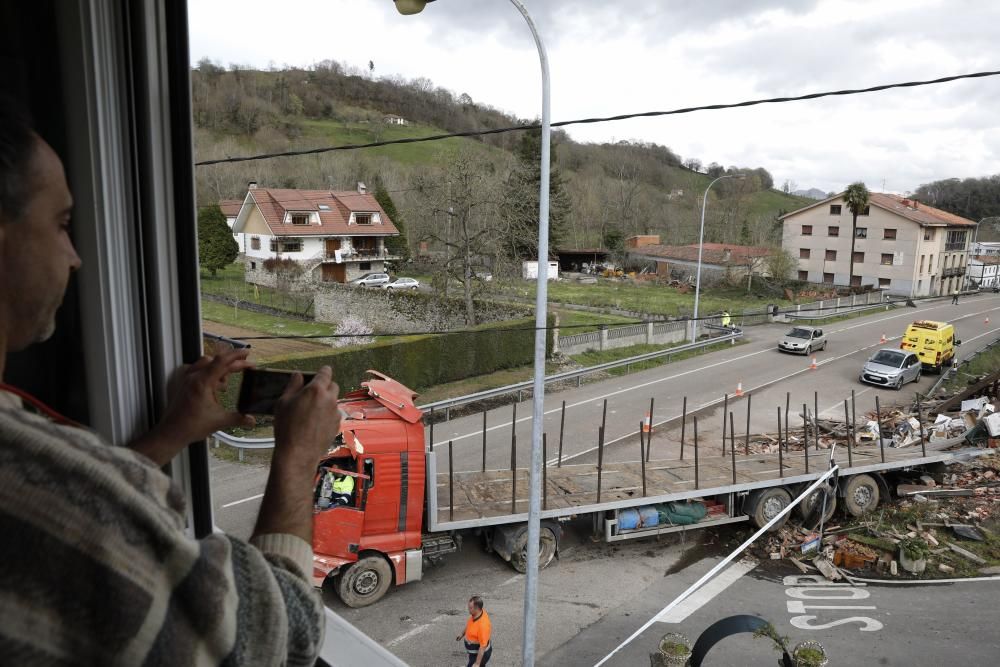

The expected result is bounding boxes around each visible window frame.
[825,249,837,261]
[354,213,373,225]
[800,248,811,259]
[855,227,868,239]
[823,272,834,284]
[883,228,897,240]
[802,225,812,236]
[827,226,839,237]
[291,213,310,226]
[829,204,842,215]
[881,253,894,266]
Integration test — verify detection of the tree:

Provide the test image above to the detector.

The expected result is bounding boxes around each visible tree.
[765,249,798,286]
[503,129,572,259]
[373,180,410,262]
[844,182,870,285]
[198,204,238,276]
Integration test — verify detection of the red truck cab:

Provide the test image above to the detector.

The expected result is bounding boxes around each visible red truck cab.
[312,371,428,607]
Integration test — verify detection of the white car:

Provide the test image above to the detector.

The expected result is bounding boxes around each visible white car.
[384,277,420,291]
[352,273,390,287]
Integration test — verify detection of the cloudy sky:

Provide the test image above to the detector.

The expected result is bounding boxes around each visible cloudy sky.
[189,0,1000,194]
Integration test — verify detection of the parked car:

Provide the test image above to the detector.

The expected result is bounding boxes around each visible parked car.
[860,349,922,389]
[384,277,420,291]
[352,273,390,287]
[777,326,827,355]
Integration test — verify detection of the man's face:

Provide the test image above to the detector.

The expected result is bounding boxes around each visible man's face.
[0,137,80,351]
[467,600,477,617]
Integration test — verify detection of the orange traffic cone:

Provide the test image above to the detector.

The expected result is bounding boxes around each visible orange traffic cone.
[879,333,887,344]
[735,382,744,397]
[642,412,652,433]
[810,356,818,370]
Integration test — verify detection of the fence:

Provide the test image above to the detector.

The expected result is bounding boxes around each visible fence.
[785,290,885,320]
[559,319,688,355]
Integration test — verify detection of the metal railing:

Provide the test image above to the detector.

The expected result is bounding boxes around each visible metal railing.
[212,329,743,452]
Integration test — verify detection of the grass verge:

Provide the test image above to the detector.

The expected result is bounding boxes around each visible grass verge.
[201,299,337,338]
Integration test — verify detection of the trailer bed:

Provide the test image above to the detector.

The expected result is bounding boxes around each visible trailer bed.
[427,437,983,531]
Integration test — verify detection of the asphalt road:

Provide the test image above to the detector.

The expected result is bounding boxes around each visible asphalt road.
[211,292,1000,540]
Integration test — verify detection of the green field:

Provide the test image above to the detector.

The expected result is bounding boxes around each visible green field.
[200,299,336,338]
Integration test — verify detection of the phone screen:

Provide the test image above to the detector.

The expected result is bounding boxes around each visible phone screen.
[237,368,316,415]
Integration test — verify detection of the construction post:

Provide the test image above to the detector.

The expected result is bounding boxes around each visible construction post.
[693,416,700,490]
[646,397,655,462]
[601,399,608,443]
[745,392,752,455]
[542,434,548,511]
[511,434,517,514]
[784,392,791,452]
[449,440,455,521]
[722,393,729,455]
[639,424,647,498]
[596,426,605,503]
[680,396,687,460]
[777,407,784,478]
[875,394,885,464]
[730,412,737,484]
[482,410,488,473]
[802,404,810,474]
[917,393,927,458]
[814,391,820,451]
[558,400,566,467]
[844,399,853,467]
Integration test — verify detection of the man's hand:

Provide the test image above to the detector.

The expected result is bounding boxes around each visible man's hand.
[253,366,341,544]
[131,348,255,466]
[273,366,341,467]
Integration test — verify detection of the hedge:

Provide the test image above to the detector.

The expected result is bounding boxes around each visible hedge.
[223,317,552,407]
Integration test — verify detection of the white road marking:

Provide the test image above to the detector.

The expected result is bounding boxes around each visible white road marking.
[656,559,757,623]
[221,493,263,509]
[385,613,448,648]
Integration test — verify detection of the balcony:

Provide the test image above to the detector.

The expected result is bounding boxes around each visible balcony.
[325,249,400,261]
[942,267,965,278]
[944,242,966,251]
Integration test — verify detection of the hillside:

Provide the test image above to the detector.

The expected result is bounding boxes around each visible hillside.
[191,60,811,255]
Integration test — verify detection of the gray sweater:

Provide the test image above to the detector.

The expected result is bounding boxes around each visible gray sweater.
[0,391,324,665]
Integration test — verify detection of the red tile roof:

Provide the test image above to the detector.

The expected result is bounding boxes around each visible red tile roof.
[219,199,243,218]
[629,243,773,266]
[781,191,976,227]
[237,188,399,237]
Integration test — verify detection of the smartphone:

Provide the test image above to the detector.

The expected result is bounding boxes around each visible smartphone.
[237,368,316,415]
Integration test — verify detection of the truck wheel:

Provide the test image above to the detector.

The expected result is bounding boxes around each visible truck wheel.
[798,487,837,524]
[843,474,880,517]
[750,487,792,531]
[509,525,557,574]
[336,555,393,608]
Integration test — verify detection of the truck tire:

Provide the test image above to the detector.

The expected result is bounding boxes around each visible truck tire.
[749,487,792,531]
[798,487,837,526]
[336,555,393,608]
[509,525,557,574]
[842,474,880,517]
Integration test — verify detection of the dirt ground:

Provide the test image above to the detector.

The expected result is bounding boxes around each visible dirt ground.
[202,320,330,362]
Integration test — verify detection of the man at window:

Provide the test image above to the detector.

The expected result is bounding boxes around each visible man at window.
[0,102,339,665]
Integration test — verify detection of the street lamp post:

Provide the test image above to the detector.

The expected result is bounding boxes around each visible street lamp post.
[691,174,743,341]
[394,2,550,664]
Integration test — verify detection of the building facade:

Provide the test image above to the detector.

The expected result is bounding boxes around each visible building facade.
[780,192,974,297]
[230,184,400,285]
[968,255,1000,288]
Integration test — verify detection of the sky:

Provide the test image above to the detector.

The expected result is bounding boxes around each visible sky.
[188,0,1000,195]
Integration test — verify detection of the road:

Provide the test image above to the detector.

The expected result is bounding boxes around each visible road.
[211,292,1000,540]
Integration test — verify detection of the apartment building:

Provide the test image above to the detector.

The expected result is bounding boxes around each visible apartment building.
[780,192,974,297]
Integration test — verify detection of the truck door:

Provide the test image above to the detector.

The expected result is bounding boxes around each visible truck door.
[313,450,373,560]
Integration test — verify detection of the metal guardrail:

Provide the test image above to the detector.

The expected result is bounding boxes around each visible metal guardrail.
[786,300,893,321]
[211,329,743,452]
[926,336,1000,399]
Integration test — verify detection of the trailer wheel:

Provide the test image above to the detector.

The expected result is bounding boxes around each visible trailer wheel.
[843,474,880,517]
[509,525,557,574]
[798,487,837,526]
[750,487,792,531]
[336,555,393,608]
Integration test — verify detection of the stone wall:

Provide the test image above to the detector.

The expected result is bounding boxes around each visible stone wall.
[315,284,532,332]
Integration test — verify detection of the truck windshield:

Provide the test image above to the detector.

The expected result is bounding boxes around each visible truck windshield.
[871,350,905,367]
[787,328,812,339]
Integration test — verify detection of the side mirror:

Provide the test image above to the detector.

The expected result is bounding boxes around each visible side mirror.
[955,339,962,346]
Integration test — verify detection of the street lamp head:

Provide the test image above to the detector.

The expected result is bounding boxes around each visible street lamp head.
[394,0,434,15]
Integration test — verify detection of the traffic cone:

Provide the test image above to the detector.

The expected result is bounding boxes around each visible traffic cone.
[642,412,652,433]
[879,333,887,344]
[986,316,991,325]
[735,382,744,397]
[810,356,818,370]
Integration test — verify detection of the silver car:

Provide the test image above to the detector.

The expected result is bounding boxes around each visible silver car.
[352,273,390,287]
[777,326,827,355]
[860,349,922,390]
[384,277,420,291]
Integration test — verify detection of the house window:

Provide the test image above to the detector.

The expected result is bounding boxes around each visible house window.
[929,254,934,270]
[879,278,891,288]
[291,214,309,225]
[270,239,279,252]
[829,204,842,215]
[823,272,834,284]
[359,261,372,270]
[881,253,893,265]
[281,240,302,253]
[355,213,372,225]
[919,255,925,273]
[851,275,862,286]
[250,261,256,270]
[883,228,897,240]
[250,236,261,250]
[855,227,867,238]
[924,229,934,241]
[853,251,864,263]
[918,279,922,291]
[798,270,808,281]
[945,229,968,251]
[825,250,837,261]
[802,225,813,236]
[860,205,870,216]
[828,226,839,237]
[800,248,811,259]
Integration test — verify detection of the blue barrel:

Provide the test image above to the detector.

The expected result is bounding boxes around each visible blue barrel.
[638,505,660,527]
[618,508,641,530]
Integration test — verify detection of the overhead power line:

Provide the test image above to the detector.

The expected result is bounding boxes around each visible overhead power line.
[195,69,1000,167]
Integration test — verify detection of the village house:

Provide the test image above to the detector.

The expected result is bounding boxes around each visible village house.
[968,255,1000,289]
[219,199,244,252]
[626,235,774,282]
[780,192,974,297]
[229,183,400,285]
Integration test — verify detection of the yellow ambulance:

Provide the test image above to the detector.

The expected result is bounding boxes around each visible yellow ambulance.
[900,320,959,373]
